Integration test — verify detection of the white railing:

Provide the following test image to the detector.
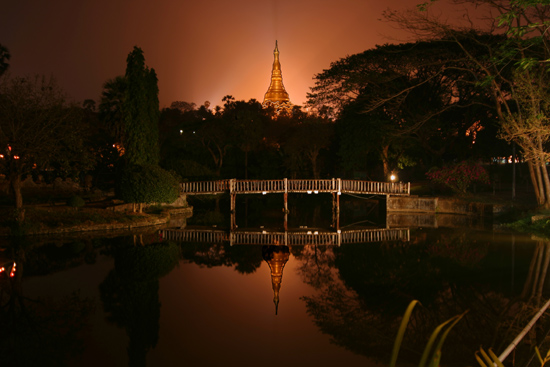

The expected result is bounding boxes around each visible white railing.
[341,180,409,195]
[159,228,410,246]
[180,178,410,196]
[160,229,228,243]
[287,179,336,192]
[180,180,228,194]
[233,179,286,193]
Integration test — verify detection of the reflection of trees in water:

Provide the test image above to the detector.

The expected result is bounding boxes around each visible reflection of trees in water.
[0,242,94,365]
[300,230,548,366]
[16,238,101,276]
[292,245,336,289]
[100,239,180,367]
[179,242,263,274]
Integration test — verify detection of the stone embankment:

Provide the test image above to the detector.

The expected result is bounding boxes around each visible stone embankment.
[0,206,193,237]
[386,196,508,229]
[387,196,506,216]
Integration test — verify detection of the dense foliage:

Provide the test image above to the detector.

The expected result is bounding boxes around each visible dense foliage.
[308,37,506,179]
[119,164,180,205]
[427,161,491,195]
[0,74,93,219]
[381,0,550,206]
[123,47,160,166]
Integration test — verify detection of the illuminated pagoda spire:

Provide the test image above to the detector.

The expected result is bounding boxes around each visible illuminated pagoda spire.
[262,41,292,115]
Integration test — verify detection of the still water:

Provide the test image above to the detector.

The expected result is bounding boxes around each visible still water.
[2,196,550,367]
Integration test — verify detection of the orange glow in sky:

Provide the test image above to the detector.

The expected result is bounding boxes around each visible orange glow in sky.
[1,0,463,108]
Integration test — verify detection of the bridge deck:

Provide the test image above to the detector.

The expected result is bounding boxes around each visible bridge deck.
[160,228,410,246]
[180,178,410,196]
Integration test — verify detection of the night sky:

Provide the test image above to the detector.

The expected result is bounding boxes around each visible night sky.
[1,0,460,108]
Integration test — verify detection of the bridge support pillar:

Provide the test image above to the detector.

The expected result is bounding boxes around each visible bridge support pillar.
[385,195,390,229]
[230,179,236,230]
[284,211,288,232]
[332,192,340,231]
[283,178,289,214]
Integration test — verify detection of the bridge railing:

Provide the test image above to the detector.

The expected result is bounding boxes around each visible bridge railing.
[287,179,336,192]
[233,179,286,193]
[341,228,410,243]
[160,228,410,246]
[180,178,410,196]
[341,180,409,195]
[181,180,229,194]
[161,229,228,243]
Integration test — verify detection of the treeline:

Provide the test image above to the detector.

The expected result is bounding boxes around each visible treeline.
[158,97,333,182]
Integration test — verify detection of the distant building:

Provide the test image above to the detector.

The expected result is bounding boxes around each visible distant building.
[262,41,293,115]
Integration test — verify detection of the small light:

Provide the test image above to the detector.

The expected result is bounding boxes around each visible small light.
[314,191,318,194]
[179,130,183,134]
[390,174,396,182]
[262,191,267,195]
[307,191,312,194]
[307,231,312,234]
[314,231,318,235]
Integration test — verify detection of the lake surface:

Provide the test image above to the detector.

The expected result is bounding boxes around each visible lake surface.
[2,196,549,366]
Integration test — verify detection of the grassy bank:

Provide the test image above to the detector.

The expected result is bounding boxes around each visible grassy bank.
[0,205,164,236]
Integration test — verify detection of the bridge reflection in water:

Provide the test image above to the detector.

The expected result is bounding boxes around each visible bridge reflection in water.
[159,226,409,315]
[159,227,410,246]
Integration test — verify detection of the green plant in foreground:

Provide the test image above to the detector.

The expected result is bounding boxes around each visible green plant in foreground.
[390,300,466,367]
[476,346,550,367]
[475,347,504,367]
[536,347,550,367]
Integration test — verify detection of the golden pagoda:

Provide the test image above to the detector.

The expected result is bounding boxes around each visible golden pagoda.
[262,244,290,315]
[262,41,293,115]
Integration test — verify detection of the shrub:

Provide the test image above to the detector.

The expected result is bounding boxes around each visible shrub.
[426,161,490,195]
[67,195,85,208]
[119,164,180,205]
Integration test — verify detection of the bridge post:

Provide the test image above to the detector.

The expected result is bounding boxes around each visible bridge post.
[332,178,341,230]
[283,178,289,214]
[230,179,236,230]
[386,194,390,229]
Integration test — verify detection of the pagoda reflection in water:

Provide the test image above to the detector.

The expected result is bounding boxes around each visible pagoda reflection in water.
[160,225,409,315]
[262,244,290,315]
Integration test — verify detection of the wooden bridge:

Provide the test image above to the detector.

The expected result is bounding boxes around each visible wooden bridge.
[181,178,410,230]
[180,178,410,196]
[159,227,410,246]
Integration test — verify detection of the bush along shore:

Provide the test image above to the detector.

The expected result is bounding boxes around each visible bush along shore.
[0,189,192,237]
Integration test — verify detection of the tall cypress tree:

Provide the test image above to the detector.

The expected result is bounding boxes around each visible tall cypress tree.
[123,46,159,166]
